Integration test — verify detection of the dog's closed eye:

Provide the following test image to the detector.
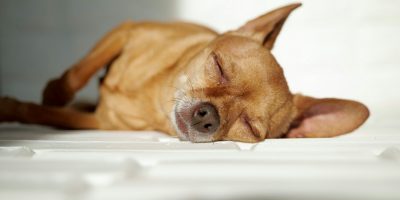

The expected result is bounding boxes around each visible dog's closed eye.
[241,114,261,139]
[211,52,228,84]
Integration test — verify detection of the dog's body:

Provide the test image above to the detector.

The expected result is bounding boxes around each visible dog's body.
[0,3,369,143]
[95,22,217,134]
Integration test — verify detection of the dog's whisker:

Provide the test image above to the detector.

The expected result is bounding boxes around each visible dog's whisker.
[191,121,202,127]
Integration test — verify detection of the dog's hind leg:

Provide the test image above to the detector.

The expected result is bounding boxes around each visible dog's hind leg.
[42,22,133,107]
[1,97,98,129]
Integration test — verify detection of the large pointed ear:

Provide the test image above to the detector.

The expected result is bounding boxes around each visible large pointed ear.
[237,3,301,50]
[286,94,370,138]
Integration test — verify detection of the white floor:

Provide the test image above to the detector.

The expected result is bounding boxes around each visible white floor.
[0,123,399,200]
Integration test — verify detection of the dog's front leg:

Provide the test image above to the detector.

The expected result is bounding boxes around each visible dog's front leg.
[42,22,133,106]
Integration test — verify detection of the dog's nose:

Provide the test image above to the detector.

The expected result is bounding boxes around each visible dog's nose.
[191,103,220,133]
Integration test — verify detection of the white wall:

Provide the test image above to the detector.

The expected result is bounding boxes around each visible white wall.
[1,0,399,129]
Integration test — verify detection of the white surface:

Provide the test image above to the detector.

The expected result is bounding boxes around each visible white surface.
[0,124,399,200]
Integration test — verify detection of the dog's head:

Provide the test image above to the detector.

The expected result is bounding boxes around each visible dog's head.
[172,3,369,143]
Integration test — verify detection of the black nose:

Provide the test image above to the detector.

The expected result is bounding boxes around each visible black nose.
[191,103,220,133]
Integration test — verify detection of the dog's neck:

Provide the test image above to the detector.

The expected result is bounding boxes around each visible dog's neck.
[154,40,215,135]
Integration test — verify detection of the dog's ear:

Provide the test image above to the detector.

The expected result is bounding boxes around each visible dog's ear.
[237,3,301,50]
[286,94,370,138]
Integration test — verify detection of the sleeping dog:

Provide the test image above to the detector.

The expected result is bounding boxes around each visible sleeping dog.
[0,3,369,142]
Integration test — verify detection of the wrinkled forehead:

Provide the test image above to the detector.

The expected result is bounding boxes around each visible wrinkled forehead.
[208,34,286,87]
[211,34,263,55]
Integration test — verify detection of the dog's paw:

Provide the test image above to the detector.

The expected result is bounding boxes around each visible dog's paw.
[42,78,75,106]
[0,97,20,122]
[285,129,305,138]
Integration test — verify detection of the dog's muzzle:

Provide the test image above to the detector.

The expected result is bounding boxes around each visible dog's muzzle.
[173,102,220,142]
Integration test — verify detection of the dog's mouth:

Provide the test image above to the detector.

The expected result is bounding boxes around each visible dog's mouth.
[174,110,190,140]
[173,102,202,141]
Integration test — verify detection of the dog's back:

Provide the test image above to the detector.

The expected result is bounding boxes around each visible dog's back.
[96,22,217,131]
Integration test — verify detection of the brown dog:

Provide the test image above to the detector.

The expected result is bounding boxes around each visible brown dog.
[0,3,369,143]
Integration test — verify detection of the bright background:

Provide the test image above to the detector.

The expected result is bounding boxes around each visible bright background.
[1,0,399,130]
